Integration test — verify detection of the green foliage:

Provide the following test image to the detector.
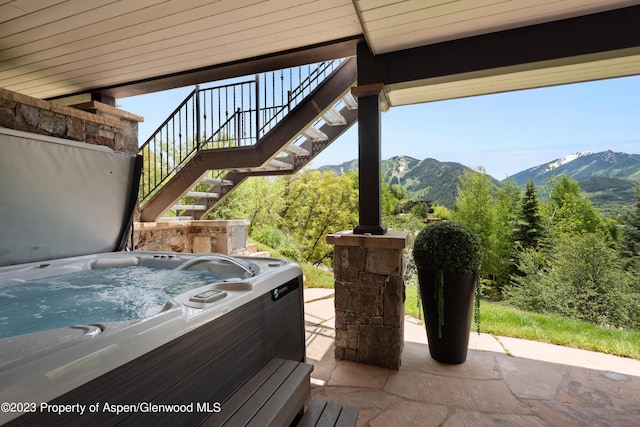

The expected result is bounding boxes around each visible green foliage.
[211,170,357,267]
[251,224,305,262]
[279,170,358,265]
[542,174,618,239]
[431,204,452,220]
[413,221,482,273]
[478,300,640,359]
[620,183,640,259]
[452,168,520,290]
[452,168,494,264]
[507,233,640,330]
[513,180,545,249]
[579,176,637,216]
[404,284,422,321]
[409,202,430,218]
[414,220,482,336]
[390,184,408,200]
[381,180,400,216]
[207,176,283,234]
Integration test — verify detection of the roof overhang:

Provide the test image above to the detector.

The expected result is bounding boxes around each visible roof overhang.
[368,5,640,106]
[1,1,639,104]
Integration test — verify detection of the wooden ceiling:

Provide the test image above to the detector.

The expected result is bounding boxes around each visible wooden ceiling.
[1,0,639,105]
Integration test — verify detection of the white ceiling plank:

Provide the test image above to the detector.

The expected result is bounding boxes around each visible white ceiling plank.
[0,5,24,22]
[14,14,359,98]
[366,0,619,33]
[0,0,118,37]
[356,0,413,12]
[0,0,353,81]
[2,0,339,56]
[0,0,169,49]
[0,0,67,23]
[368,0,638,53]
[2,4,357,90]
[1,0,638,100]
[361,0,466,22]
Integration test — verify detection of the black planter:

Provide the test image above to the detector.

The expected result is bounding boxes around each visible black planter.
[418,270,475,364]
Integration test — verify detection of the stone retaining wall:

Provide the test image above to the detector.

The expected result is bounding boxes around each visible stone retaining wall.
[0,87,142,155]
[134,220,250,255]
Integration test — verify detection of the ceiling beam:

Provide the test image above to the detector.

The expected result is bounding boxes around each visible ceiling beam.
[48,36,362,102]
[363,5,640,87]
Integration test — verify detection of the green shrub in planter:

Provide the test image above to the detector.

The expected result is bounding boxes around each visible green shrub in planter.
[413,220,482,364]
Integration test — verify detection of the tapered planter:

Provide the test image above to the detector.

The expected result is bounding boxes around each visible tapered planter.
[413,221,481,365]
[418,271,476,364]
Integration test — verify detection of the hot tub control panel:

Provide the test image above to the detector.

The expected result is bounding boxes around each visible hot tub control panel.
[189,289,226,304]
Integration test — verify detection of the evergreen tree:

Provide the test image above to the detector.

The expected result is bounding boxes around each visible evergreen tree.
[513,180,544,249]
[620,183,640,259]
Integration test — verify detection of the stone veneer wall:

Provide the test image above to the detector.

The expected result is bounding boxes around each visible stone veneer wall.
[134,220,250,255]
[326,230,409,369]
[0,87,142,155]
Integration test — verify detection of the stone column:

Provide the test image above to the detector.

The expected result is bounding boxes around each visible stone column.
[326,230,409,369]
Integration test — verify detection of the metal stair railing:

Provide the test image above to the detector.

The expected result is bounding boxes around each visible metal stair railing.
[257,60,342,139]
[139,59,345,206]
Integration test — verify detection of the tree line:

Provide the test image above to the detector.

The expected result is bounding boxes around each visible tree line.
[206,167,640,331]
[436,169,640,331]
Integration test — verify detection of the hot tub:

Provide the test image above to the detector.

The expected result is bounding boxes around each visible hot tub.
[0,129,306,425]
[0,252,305,425]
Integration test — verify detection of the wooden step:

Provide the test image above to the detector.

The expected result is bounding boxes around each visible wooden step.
[302,126,328,142]
[342,92,358,110]
[158,216,193,221]
[200,177,233,185]
[267,158,293,169]
[321,107,346,126]
[283,144,310,156]
[172,204,206,211]
[186,191,219,198]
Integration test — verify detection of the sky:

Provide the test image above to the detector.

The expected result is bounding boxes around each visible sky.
[118,75,640,180]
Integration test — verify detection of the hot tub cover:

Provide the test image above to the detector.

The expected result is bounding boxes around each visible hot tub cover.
[0,128,141,267]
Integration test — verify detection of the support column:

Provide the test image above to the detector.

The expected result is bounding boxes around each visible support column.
[353,41,386,235]
[326,230,408,369]
[352,84,386,235]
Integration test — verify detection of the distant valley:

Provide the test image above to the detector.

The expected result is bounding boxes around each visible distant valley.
[318,150,640,215]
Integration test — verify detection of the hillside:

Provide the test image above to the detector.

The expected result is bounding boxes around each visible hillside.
[578,176,638,216]
[318,159,359,175]
[506,150,640,215]
[317,150,640,215]
[320,155,488,208]
[508,150,640,186]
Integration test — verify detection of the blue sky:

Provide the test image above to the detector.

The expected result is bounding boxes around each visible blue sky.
[119,75,640,179]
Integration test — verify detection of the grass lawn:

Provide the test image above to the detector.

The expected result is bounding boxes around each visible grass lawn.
[479,300,640,360]
[401,285,639,360]
[252,242,640,360]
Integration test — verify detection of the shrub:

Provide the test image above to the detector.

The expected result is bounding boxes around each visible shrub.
[507,233,640,330]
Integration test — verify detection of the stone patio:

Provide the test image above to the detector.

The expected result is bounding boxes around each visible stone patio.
[303,288,640,426]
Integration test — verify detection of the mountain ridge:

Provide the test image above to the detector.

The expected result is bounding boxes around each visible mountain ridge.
[316,150,639,214]
[507,150,640,186]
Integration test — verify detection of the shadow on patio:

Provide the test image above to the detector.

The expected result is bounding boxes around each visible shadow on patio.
[303,288,640,426]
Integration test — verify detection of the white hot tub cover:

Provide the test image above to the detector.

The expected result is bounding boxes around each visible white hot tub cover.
[0,128,141,267]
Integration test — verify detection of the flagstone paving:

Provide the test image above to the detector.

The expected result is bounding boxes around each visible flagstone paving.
[303,288,640,426]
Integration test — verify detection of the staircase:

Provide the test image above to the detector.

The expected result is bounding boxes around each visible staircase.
[139,57,357,222]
